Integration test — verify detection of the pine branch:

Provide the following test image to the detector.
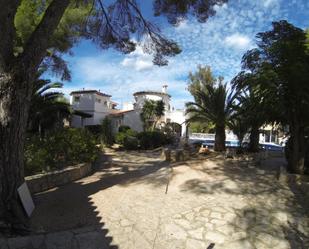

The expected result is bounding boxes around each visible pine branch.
[20,0,70,71]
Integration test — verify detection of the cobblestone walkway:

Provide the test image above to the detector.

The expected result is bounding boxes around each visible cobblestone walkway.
[2,150,309,249]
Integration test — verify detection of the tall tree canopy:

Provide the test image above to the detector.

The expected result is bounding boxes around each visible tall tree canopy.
[186,66,235,151]
[233,20,309,173]
[0,0,228,229]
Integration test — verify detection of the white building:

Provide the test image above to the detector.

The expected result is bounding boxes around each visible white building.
[70,90,118,127]
[69,86,188,137]
[110,85,188,137]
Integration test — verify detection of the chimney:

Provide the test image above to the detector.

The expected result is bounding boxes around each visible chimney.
[162,84,168,93]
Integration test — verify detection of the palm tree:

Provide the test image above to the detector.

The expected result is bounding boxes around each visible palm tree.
[231,70,278,152]
[228,115,249,150]
[28,75,70,136]
[186,82,236,151]
[140,100,165,131]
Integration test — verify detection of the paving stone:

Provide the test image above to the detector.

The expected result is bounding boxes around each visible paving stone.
[174,219,192,230]
[120,219,132,227]
[188,227,203,240]
[45,231,73,249]
[273,211,289,224]
[256,233,276,246]
[210,212,222,219]
[210,218,226,226]
[204,231,226,244]
[75,231,111,249]
[201,209,211,217]
[186,238,206,249]
[30,235,45,249]
[25,150,309,249]
[216,224,235,236]
[164,223,188,240]
[7,237,31,249]
[185,212,195,221]
[227,239,255,249]
[231,231,247,240]
[0,239,8,249]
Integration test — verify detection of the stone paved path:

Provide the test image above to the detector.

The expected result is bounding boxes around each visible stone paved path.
[3,149,309,249]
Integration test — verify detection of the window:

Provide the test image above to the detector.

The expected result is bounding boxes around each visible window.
[104,101,107,106]
[96,98,101,103]
[74,96,80,102]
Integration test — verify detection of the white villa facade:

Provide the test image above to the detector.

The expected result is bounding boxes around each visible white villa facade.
[70,90,118,127]
[110,85,187,136]
[70,86,188,137]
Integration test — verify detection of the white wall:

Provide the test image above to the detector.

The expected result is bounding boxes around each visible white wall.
[110,110,143,134]
[70,115,94,127]
[165,109,187,137]
[71,93,94,112]
[94,95,113,113]
[134,93,170,111]
[165,109,186,124]
[71,92,116,127]
[123,110,143,132]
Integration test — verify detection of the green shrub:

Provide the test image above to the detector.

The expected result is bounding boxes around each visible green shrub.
[100,117,114,146]
[138,131,167,149]
[118,125,131,133]
[85,125,102,135]
[24,136,50,175]
[115,128,137,145]
[24,128,99,176]
[115,129,173,150]
[123,136,139,150]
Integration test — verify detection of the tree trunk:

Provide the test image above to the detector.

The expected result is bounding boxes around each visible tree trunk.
[286,117,305,174]
[214,125,225,151]
[0,71,32,232]
[0,0,70,232]
[249,125,259,152]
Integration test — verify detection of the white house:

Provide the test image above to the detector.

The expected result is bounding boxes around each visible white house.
[109,85,188,137]
[69,86,188,137]
[70,90,118,127]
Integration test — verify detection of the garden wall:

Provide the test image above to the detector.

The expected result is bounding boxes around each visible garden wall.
[25,163,92,194]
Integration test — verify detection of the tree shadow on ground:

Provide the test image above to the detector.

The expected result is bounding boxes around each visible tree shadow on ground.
[177,154,309,248]
[30,149,174,248]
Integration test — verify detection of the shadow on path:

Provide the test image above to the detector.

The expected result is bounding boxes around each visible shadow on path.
[177,154,309,248]
[30,149,170,244]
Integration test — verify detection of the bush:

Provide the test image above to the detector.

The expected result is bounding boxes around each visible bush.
[115,129,173,150]
[100,117,114,147]
[123,136,139,150]
[85,125,102,135]
[115,128,137,145]
[25,128,99,176]
[138,131,168,149]
[118,125,131,133]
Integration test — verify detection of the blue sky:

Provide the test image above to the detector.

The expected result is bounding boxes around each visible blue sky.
[59,0,309,109]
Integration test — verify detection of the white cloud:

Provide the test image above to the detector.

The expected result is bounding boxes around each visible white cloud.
[75,57,120,82]
[224,33,252,50]
[121,46,153,71]
[263,0,278,8]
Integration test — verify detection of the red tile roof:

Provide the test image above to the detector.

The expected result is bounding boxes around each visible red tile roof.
[109,110,134,116]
